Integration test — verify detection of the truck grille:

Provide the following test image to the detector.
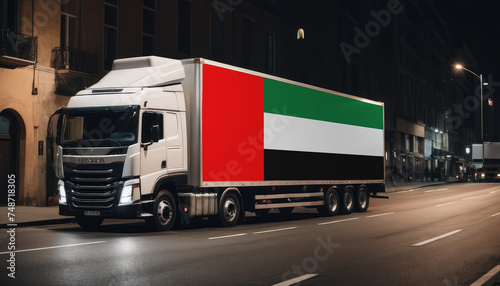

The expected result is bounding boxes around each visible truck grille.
[63,158,125,210]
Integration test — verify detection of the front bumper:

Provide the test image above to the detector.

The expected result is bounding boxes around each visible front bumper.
[59,203,143,219]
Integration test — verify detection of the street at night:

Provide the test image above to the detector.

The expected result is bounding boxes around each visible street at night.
[1,183,499,285]
[2,1,500,285]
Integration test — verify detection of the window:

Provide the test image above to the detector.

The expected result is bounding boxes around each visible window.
[143,0,155,55]
[142,112,164,143]
[104,0,118,70]
[143,0,155,9]
[211,7,224,58]
[178,0,191,55]
[60,106,140,147]
[61,0,79,49]
[1,0,18,32]
[241,16,253,67]
[265,32,274,74]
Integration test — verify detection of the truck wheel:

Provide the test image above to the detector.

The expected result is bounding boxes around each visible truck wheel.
[147,190,176,231]
[218,192,240,227]
[279,207,294,216]
[340,186,354,214]
[76,216,103,231]
[354,186,370,212]
[318,188,339,216]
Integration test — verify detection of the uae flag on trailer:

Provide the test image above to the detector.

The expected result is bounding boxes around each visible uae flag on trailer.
[202,64,384,182]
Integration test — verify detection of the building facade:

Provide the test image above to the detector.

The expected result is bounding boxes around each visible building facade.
[1,0,487,206]
[0,0,282,206]
[279,0,476,183]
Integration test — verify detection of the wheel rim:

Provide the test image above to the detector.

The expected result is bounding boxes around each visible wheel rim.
[157,200,173,226]
[224,198,237,223]
[359,190,367,209]
[345,192,353,210]
[328,192,338,212]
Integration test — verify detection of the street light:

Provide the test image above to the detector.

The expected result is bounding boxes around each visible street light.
[455,64,486,168]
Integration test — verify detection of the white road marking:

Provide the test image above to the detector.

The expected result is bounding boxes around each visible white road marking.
[491,212,500,217]
[490,190,499,194]
[0,241,106,255]
[425,188,449,193]
[462,196,479,200]
[318,217,359,226]
[208,233,248,240]
[366,212,395,218]
[395,189,416,193]
[273,274,318,286]
[436,202,456,207]
[253,227,297,235]
[470,265,500,286]
[412,229,462,247]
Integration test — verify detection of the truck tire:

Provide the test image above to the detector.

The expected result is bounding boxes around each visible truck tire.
[354,186,369,212]
[340,186,354,214]
[76,216,103,231]
[218,192,240,227]
[147,190,176,231]
[318,188,340,216]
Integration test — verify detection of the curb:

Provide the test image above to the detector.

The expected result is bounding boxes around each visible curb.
[384,182,451,193]
[0,218,74,229]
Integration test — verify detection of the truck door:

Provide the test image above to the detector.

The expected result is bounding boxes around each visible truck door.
[140,111,167,195]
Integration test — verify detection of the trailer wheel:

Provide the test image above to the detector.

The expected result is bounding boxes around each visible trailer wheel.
[354,186,370,212]
[218,192,240,227]
[76,216,103,231]
[340,186,354,214]
[318,188,339,216]
[147,190,176,231]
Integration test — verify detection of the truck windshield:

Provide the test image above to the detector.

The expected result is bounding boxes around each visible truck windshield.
[59,105,140,147]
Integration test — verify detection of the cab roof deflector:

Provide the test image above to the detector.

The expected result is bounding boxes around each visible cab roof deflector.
[90,56,185,89]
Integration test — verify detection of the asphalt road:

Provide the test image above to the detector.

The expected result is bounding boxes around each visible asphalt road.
[1,183,499,286]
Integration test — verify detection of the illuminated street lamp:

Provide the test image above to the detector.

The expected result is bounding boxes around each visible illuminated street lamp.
[455,64,486,167]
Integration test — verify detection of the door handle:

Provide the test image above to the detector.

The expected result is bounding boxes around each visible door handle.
[161,161,166,168]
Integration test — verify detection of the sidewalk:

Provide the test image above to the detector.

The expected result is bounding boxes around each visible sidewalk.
[0,206,73,228]
[0,181,451,228]
[384,180,449,193]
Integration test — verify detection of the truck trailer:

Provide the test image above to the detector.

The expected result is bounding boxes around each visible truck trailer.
[472,142,500,181]
[50,56,386,231]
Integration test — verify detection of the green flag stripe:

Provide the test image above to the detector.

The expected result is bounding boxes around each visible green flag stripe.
[264,78,383,130]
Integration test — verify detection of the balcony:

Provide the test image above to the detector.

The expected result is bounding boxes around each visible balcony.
[0,29,37,68]
[51,47,98,96]
[52,47,98,76]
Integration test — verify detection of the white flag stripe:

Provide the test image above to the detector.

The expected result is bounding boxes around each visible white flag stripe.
[263,113,384,157]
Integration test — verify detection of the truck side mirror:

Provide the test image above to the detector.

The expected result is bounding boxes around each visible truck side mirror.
[142,112,153,147]
[151,125,160,143]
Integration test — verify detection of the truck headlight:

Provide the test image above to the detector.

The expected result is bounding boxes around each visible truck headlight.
[119,179,141,205]
[58,180,67,204]
[481,173,486,178]
[497,174,500,177]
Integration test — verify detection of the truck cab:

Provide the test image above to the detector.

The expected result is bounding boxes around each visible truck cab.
[53,57,187,230]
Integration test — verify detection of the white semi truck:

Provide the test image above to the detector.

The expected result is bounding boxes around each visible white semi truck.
[51,56,385,231]
[472,142,500,181]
